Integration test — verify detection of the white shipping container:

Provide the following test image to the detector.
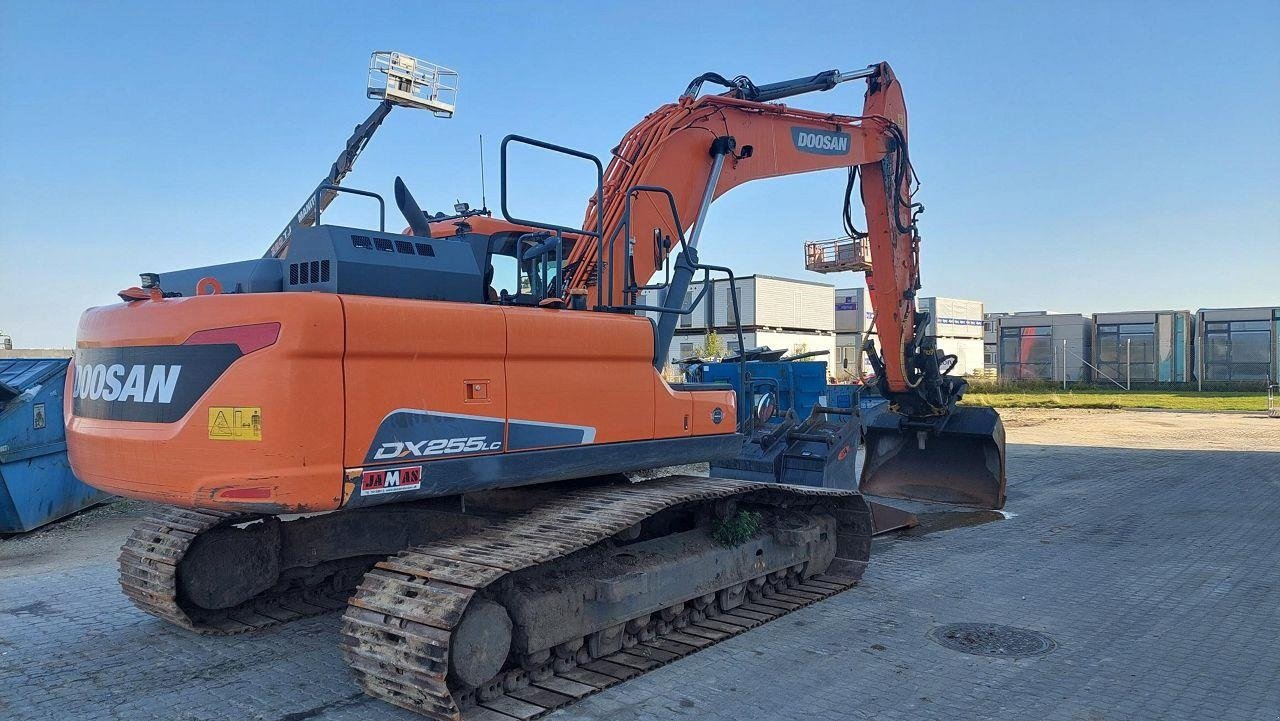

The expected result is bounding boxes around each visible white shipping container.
[936,337,985,376]
[918,297,984,340]
[641,276,831,332]
[835,287,875,333]
[754,276,834,331]
[834,332,871,377]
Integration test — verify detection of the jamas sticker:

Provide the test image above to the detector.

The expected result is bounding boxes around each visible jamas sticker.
[360,465,423,495]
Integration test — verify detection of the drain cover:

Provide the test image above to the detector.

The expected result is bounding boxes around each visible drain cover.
[929,623,1055,658]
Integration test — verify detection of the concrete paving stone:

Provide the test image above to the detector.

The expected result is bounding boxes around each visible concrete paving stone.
[0,411,1278,720]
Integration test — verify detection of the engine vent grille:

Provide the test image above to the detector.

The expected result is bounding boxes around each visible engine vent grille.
[288,259,330,286]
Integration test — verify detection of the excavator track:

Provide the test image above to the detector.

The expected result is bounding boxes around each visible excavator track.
[117,507,356,634]
[341,475,871,720]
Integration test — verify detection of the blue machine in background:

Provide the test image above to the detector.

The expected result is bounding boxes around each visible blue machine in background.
[685,351,883,491]
[687,350,913,534]
[0,358,113,533]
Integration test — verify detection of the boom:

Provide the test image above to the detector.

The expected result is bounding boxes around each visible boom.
[266,100,395,259]
[562,63,922,397]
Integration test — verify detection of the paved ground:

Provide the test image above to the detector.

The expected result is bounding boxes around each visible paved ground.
[1,409,1278,720]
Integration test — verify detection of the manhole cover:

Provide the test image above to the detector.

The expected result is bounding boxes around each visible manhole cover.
[929,623,1055,658]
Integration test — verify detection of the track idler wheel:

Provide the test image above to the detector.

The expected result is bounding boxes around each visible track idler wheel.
[177,517,281,610]
[449,598,513,689]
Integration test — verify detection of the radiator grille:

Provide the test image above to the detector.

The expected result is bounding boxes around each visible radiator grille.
[288,260,331,286]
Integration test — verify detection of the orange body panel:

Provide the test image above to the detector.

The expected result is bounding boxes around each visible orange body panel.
[66,293,347,511]
[67,293,735,514]
[503,307,656,443]
[341,297,510,467]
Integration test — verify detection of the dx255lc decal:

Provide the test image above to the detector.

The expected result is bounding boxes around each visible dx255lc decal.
[71,344,242,423]
[374,436,501,460]
[364,409,596,464]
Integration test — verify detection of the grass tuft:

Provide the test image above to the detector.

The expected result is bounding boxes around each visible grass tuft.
[712,509,763,547]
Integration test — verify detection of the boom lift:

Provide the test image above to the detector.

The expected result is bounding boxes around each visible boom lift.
[265,51,460,259]
[65,53,1004,720]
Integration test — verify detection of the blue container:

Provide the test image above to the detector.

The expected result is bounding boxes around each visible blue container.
[825,384,859,410]
[697,360,831,418]
[0,358,113,533]
[827,382,888,415]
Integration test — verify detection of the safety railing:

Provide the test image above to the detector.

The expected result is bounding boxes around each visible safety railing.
[496,133,752,425]
[803,236,871,273]
[368,51,459,117]
[310,184,385,232]
[499,134,605,307]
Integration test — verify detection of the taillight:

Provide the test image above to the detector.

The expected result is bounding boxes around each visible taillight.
[183,322,281,354]
[216,487,273,500]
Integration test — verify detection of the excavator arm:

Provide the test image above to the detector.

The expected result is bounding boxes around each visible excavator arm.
[560,62,1005,508]
[564,63,920,397]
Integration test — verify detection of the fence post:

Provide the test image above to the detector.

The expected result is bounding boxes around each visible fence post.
[1126,338,1131,391]
[1062,339,1068,389]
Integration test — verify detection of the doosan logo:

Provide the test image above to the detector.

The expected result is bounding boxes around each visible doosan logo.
[74,364,182,403]
[791,127,851,155]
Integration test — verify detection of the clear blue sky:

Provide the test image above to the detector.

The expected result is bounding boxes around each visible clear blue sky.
[1,1,1277,347]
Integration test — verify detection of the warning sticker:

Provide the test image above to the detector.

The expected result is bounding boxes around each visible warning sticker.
[360,466,423,495]
[208,407,263,441]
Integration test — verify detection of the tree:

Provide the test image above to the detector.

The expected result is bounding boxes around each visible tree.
[693,331,730,360]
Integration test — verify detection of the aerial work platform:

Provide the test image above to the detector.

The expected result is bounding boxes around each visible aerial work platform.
[804,235,872,273]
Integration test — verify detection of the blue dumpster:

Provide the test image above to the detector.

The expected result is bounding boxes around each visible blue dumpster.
[0,358,113,533]
[697,360,831,417]
[826,383,888,414]
[825,383,859,410]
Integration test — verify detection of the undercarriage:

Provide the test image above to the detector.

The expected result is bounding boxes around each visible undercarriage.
[119,475,871,720]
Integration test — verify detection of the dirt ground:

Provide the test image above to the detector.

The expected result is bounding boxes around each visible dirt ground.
[997,407,1280,451]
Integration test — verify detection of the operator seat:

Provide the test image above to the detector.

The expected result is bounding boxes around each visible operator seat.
[484,263,498,302]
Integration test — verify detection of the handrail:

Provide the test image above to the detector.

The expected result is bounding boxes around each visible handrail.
[620,185,687,306]
[312,183,385,231]
[499,134,606,307]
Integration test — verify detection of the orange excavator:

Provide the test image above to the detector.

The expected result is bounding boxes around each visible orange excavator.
[65,54,1004,720]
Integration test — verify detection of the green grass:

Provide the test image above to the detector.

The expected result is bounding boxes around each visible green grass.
[711,509,763,547]
[960,389,1268,412]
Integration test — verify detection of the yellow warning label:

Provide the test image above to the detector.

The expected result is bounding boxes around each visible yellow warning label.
[208,407,262,441]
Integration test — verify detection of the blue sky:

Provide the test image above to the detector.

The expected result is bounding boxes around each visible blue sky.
[1,1,1277,347]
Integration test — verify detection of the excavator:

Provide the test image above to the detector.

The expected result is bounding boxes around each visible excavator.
[65,53,1005,720]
